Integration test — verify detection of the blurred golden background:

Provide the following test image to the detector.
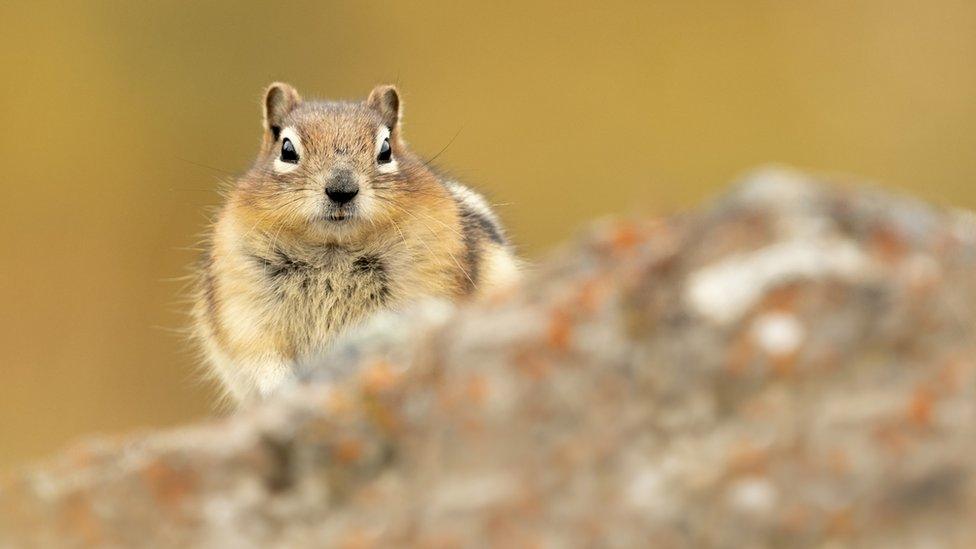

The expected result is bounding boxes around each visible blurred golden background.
[2,1,975,470]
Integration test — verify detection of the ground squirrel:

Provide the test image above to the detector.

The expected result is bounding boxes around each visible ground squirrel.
[193,83,519,405]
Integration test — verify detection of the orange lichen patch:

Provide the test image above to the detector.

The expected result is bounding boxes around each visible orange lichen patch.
[573,276,605,314]
[364,399,401,433]
[935,356,972,394]
[906,267,941,298]
[59,493,102,546]
[608,221,644,253]
[778,503,813,533]
[460,415,486,434]
[870,225,908,263]
[810,347,842,374]
[826,448,851,475]
[142,460,197,511]
[577,513,608,545]
[757,284,801,313]
[434,382,462,413]
[333,436,365,464]
[493,534,543,549]
[515,349,553,380]
[907,385,936,428]
[361,359,401,395]
[936,361,962,393]
[464,374,489,405]
[826,507,855,537]
[551,438,590,470]
[435,373,491,414]
[434,378,488,433]
[739,396,768,418]
[546,307,573,352]
[417,533,464,549]
[727,441,769,476]
[770,352,798,378]
[324,388,356,416]
[724,335,755,376]
[873,423,909,455]
[337,529,378,549]
[484,488,544,546]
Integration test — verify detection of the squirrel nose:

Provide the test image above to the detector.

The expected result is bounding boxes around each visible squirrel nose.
[326,186,359,205]
[325,172,359,205]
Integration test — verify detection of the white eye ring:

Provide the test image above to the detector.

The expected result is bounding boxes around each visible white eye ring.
[376,126,398,174]
[273,127,303,173]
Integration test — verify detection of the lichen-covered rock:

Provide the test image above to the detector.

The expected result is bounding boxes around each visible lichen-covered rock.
[4,167,976,548]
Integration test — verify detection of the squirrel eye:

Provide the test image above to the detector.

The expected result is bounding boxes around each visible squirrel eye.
[280,138,299,164]
[377,137,392,164]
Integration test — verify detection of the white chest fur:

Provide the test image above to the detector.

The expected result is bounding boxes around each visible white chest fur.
[242,242,399,357]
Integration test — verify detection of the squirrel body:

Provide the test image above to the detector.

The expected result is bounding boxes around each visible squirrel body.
[193,84,518,404]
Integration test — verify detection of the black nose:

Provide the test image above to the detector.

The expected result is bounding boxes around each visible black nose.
[326,186,359,205]
[325,171,360,205]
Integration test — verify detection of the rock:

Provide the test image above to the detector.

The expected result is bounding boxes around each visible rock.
[4,167,976,548]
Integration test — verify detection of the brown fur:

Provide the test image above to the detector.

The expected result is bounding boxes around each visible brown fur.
[193,84,519,405]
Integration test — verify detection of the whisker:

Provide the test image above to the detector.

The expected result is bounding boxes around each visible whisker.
[241,193,315,241]
[382,200,474,287]
[421,127,463,170]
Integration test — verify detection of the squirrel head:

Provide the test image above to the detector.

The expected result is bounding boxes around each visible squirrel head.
[234,83,436,243]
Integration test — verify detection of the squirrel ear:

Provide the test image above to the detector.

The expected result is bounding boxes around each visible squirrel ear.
[367,85,400,128]
[263,82,302,141]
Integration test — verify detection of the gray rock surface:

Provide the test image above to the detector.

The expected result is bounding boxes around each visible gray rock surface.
[4,167,976,548]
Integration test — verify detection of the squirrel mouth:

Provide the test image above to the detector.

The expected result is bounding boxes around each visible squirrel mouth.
[325,209,354,222]
[322,204,357,223]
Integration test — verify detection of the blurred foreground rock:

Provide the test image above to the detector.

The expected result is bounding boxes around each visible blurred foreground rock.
[4,168,976,548]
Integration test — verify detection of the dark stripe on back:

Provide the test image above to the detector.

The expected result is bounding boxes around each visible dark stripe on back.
[459,216,481,293]
[457,202,507,246]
